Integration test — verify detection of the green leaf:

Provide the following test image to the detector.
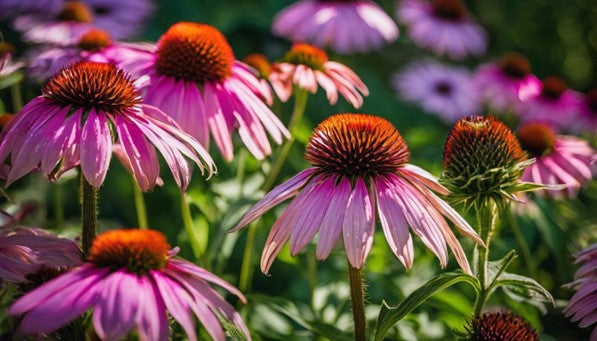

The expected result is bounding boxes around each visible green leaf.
[486,250,517,290]
[218,314,249,341]
[0,71,23,90]
[494,272,555,307]
[374,271,479,341]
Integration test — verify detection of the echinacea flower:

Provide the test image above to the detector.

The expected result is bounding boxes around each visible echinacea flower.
[117,22,289,161]
[564,244,597,340]
[393,60,480,123]
[269,43,369,108]
[570,88,597,134]
[442,115,529,207]
[0,42,25,78]
[272,0,399,54]
[517,122,595,198]
[233,113,482,273]
[473,53,541,113]
[9,229,250,341]
[0,61,215,191]
[398,0,487,60]
[0,227,82,283]
[0,0,62,18]
[463,311,539,341]
[519,76,583,130]
[13,0,153,45]
[243,53,274,105]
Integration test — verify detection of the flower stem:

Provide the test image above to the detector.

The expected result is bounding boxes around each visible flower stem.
[132,180,148,229]
[10,82,23,112]
[53,183,64,228]
[348,262,367,341]
[473,200,499,317]
[180,192,203,259]
[80,175,97,257]
[238,221,258,293]
[507,208,537,278]
[261,88,308,192]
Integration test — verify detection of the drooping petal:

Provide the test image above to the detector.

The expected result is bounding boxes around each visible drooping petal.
[136,276,169,341]
[80,109,113,188]
[343,177,375,269]
[152,271,197,341]
[316,176,352,260]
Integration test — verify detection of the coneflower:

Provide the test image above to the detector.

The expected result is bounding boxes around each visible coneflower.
[463,311,539,341]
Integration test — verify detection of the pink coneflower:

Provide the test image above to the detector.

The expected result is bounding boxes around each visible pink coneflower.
[232,113,482,273]
[0,0,62,18]
[117,22,289,162]
[0,61,215,191]
[564,244,597,340]
[12,0,153,45]
[393,60,480,123]
[243,53,274,105]
[0,227,82,283]
[519,76,583,130]
[398,0,487,60]
[9,229,250,341]
[272,0,399,54]
[465,311,539,341]
[269,43,369,108]
[28,29,152,81]
[473,53,541,113]
[570,88,597,134]
[0,42,25,77]
[517,123,595,198]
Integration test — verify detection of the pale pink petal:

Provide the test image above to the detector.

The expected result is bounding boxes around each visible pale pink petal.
[343,177,375,269]
[316,176,352,260]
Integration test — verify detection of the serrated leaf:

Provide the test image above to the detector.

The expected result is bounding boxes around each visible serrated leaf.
[374,272,479,341]
[486,250,517,290]
[494,272,555,307]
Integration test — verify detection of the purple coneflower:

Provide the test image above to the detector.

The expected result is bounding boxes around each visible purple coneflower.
[116,22,289,162]
[233,113,482,273]
[464,311,539,341]
[564,244,597,340]
[519,76,583,130]
[473,53,541,113]
[393,60,480,123]
[0,61,215,191]
[9,229,250,341]
[0,0,62,18]
[517,122,595,198]
[272,0,399,54]
[242,53,274,105]
[398,0,487,60]
[269,43,369,108]
[0,227,82,283]
[570,88,597,135]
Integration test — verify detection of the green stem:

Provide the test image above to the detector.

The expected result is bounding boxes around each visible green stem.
[80,176,97,257]
[507,208,537,278]
[132,180,148,229]
[236,148,247,197]
[261,88,308,192]
[473,201,499,317]
[238,221,258,293]
[53,183,64,228]
[10,82,23,113]
[180,192,203,259]
[307,252,317,300]
[348,262,367,341]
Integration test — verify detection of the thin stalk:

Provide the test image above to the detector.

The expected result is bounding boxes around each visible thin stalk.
[507,208,537,278]
[53,183,64,228]
[132,180,148,229]
[261,88,308,191]
[180,192,203,259]
[473,200,499,317]
[307,252,317,300]
[236,148,247,197]
[238,221,258,293]
[10,82,23,112]
[348,262,367,341]
[80,176,97,257]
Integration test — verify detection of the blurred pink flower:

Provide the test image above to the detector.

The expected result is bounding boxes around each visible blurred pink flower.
[473,53,541,113]
[269,43,369,108]
[398,0,487,60]
[0,0,62,18]
[0,61,215,191]
[564,244,597,340]
[569,88,597,135]
[272,0,398,54]
[117,22,288,162]
[10,229,250,341]
[0,227,82,283]
[393,60,480,123]
[232,114,482,273]
[517,122,595,198]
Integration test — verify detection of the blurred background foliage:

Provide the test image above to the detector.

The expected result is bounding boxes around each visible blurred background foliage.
[1,0,596,340]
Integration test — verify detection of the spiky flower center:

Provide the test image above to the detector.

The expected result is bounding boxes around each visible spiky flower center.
[243,53,271,79]
[587,88,597,116]
[431,0,467,20]
[77,29,111,51]
[43,61,141,113]
[283,43,328,71]
[0,42,15,59]
[155,22,234,84]
[541,76,567,99]
[306,114,410,177]
[517,123,555,157]
[465,312,539,341]
[88,229,170,275]
[56,1,93,23]
[498,53,531,79]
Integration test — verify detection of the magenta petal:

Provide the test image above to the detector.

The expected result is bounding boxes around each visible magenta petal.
[136,276,169,341]
[151,271,197,341]
[316,176,352,260]
[343,177,375,269]
[80,109,112,188]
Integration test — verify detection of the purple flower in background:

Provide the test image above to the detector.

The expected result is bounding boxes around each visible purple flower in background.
[569,88,597,135]
[398,0,487,60]
[12,0,153,45]
[473,53,541,113]
[0,42,25,77]
[393,60,480,123]
[272,0,399,54]
[0,227,82,283]
[232,114,482,273]
[0,0,63,18]
[564,244,597,340]
[519,76,583,131]
[0,61,215,191]
[9,229,251,341]
[517,122,595,199]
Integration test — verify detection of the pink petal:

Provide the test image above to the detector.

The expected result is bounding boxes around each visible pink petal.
[80,109,112,188]
[316,176,352,260]
[343,177,375,269]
